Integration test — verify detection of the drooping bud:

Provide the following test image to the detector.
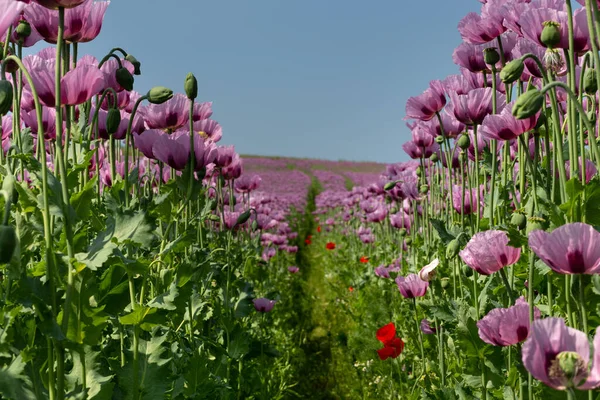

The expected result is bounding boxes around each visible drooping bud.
[0,225,17,264]
[588,110,597,125]
[500,59,525,84]
[15,20,32,40]
[235,210,251,226]
[540,21,561,48]
[457,134,470,150]
[184,72,198,100]
[0,80,13,115]
[446,239,460,259]
[483,47,500,66]
[125,54,141,75]
[583,69,598,95]
[513,89,544,120]
[106,108,121,135]
[251,219,259,232]
[147,87,174,104]
[510,213,527,230]
[115,67,134,91]
[384,181,397,191]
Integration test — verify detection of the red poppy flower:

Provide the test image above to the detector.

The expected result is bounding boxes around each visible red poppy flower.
[348,286,354,292]
[360,256,369,263]
[305,238,312,245]
[326,242,336,250]
[376,323,396,344]
[377,337,405,360]
[317,226,321,233]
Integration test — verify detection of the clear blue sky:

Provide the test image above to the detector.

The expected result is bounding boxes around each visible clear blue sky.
[66,0,482,163]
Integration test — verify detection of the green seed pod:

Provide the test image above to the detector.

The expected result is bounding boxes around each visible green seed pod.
[115,67,134,91]
[457,134,470,150]
[434,135,444,144]
[384,181,397,191]
[446,239,460,259]
[483,47,500,66]
[0,225,17,264]
[0,80,13,115]
[236,210,251,226]
[511,213,527,230]
[462,264,473,277]
[184,72,198,100]
[526,217,546,235]
[583,69,598,95]
[389,207,398,214]
[398,228,407,237]
[556,352,586,382]
[500,59,525,84]
[15,20,32,40]
[416,167,423,177]
[147,86,174,104]
[512,89,544,120]
[106,108,121,135]
[430,153,440,163]
[419,184,429,194]
[440,277,450,289]
[540,21,561,48]
[405,237,412,245]
[125,54,141,75]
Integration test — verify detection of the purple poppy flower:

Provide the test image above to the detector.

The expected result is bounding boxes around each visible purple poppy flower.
[134,129,162,159]
[375,265,390,278]
[395,274,429,298]
[144,93,189,131]
[479,101,539,141]
[22,106,57,140]
[520,7,590,53]
[253,298,276,313]
[194,119,222,143]
[235,174,261,193]
[222,154,242,180]
[513,38,547,79]
[459,230,521,275]
[458,11,506,44]
[452,185,484,215]
[214,145,236,168]
[32,0,86,10]
[423,111,465,139]
[529,223,600,274]
[0,0,26,40]
[565,158,597,184]
[61,65,105,105]
[522,317,600,390]
[288,266,299,274]
[405,80,447,122]
[193,102,213,122]
[449,88,505,126]
[389,211,411,232]
[478,297,540,346]
[421,319,437,335]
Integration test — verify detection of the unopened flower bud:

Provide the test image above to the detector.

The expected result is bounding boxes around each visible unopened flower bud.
[457,134,470,150]
[513,89,544,120]
[430,153,439,163]
[235,210,251,226]
[500,59,525,84]
[462,264,473,277]
[541,21,561,48]
[588,110,597,125]
[583,69,598,95]
[416,167,423,177]
[106,108,121,135]
[125,54,141,75]
[184,72,198,100]
[251,219,259,232]
[0,80,13,115]
[384,181,397,191]
[115,67,134,91]
[440,277,450,289]
[446,239,460,259]
[405,237,412,245]
[419,184,429,194]
[483,47,500,66]
[0,225,17,264]
[147,86,174,104]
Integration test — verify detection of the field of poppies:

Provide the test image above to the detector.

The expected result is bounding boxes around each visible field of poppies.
[3,0,600,399]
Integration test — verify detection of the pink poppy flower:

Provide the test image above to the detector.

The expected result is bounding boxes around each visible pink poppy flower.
[420,319,437,335]
[418,259,439,282]
[459,230,521,275]
[479,101,539,141]
[405,80,447,122]
[478,297,540,346]
[253,298,276,313]
[395,274,428,298]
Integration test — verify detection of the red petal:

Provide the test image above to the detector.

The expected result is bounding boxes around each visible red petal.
[376,323,396,344]
[377,346,394,361]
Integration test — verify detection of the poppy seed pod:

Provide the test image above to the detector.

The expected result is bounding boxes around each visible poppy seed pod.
[147,87,174,104]
[0,80,13,115]
[419,184,429,194]
[583,69,598,95]
[405,237,413,245]
[115,67,134,91]
[526,217,546,235]
[106,108,121,135]
[0,225,17,264]
[512,89,544,120]
[184,73,198,100]
[540,21,561,48]
[15,20,32,40]
[125,54,141,75]
[500,59,524,84]
[483,47,500,66]
[430,153,439,163]
[416,167,423,177]
[434,135,444,144]
[457,134,470,150]
[440,277,450,289]
[511,213,527,230]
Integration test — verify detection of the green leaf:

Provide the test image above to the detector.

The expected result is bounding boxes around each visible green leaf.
[66,347,114,400]
[147,280,179,311]
[0,355,35,400]
[119,307,158,326]
[430,218,455,244]
[70,176,97,220]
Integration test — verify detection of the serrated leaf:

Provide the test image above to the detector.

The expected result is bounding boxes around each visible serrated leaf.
[66,347,114,400]
[0,355,35,400]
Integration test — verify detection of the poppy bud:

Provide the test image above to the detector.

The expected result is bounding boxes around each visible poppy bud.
[583,69,598,95]
[512,89,544,120]
[125,54,141,75]
[398,228,407,237]
[115,67,134,91]
[384,181,397,191]
[434,135,444,144]
[483,47,500,66]
[0,225,17,264]
[147,86,174,104]
[462,264,473,277]
[405,237,412,245]
[15,20,32,40]
[106,108,121,135]
[446,239,460,259]
[236,210,251,226]
[208,214,221,222]
[440,277,450,289]
[416,167,423,177]
[251,219,259,232]
[511,213,527,230]
[0,80,13,115]
[500,59,524,84]
[457,134,470,150]
[390,207,398,214]
[419,184,429,194]
[541,21,561,48]
[184,72,198,100]
[430,153,439,163]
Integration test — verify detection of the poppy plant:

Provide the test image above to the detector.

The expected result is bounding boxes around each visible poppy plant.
[376,323,405,360]
[360,256,369,263]
[326,242,336,250]
[317,226,321,233]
